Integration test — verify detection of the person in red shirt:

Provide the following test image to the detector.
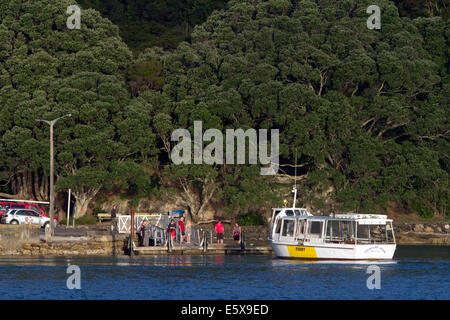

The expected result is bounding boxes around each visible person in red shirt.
[178,217,186,244]
[215,219,224,245]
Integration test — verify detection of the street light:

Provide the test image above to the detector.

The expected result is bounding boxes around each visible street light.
[36,114,71,240]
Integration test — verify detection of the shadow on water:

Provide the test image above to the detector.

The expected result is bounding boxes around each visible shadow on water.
[270,259,397,266]
[395,245,450,259]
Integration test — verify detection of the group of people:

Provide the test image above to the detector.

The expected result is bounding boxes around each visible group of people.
[110,202,243,248]
[214,220,242,245]
[167,216,191,247]
[167,218,243,247]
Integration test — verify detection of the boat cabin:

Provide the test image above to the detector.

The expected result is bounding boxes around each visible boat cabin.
[271,213,395,245]
[269,207,313,240]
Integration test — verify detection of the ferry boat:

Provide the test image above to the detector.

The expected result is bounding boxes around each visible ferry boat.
[269,187,396,260]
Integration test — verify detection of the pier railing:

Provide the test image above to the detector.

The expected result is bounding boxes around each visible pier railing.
[138,223,168,247]
[173,224,213,246]
[118,214,215,248]
[135,221,214,247]
[117,214,169,234]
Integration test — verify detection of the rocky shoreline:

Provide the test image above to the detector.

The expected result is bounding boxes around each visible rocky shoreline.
[0,233,128,256]
[0,221,449,256]
[393,222,450,245]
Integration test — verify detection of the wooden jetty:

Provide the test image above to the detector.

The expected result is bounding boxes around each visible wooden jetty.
[133,244,273,255]
[128,221,273,256]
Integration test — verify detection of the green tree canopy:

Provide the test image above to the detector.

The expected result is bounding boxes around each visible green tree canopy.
[0,0,154,217]
[150,0,448,217]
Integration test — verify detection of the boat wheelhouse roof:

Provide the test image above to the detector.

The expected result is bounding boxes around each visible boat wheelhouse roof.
[280,213,392,224]
[272,207,313,216]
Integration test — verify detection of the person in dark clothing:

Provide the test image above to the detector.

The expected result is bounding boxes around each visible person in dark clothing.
[110,205,118,233]
[111,205,117,218]
[139,220,151,246]
[167,219,177,247]
[233,222,242,244]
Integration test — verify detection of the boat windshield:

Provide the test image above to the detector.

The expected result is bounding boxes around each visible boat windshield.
[285,210,294,216]
[281,219,295,237]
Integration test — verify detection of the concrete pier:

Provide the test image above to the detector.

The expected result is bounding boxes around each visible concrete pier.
[0,225,40,254]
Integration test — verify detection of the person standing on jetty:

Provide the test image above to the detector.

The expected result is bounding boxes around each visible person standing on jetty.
[215,219,224,245]
[167,219,177,247]
[178,217,186,244]
[110,204,118,234]
[186,218,192,244]
[139,220,151,246]
[233,222,242,244]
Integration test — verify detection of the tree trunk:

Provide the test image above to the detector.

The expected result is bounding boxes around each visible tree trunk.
[0,192,18,199]
[38,171,48,201]
[13,173,27,199]
[20,173,27,199]
[74,197,90,218]
[43,173,48,200]
[33,171,45,201]
[72,187,100,218]
[179,178,218,222]
[26,171,33,200]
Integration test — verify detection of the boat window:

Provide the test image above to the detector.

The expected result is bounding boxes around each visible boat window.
[294,209,300,216]
[326,220,341,242]
[386,222,395,244]
[285,210,294,216]
[370,225,386,243]
[357,224,370,242]
[309,221,323,236]
[340,221,355,241]
[307,220,324,239]
[356,222,394,244]
[275,219,282,234]
[273,210,281,219]
[281,220,295,237]
[295,220,306,238]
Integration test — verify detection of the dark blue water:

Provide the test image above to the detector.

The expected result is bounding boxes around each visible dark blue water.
[0,246,448,300]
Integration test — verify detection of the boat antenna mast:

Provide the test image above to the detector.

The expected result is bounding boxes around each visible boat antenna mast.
[292,149,297,208]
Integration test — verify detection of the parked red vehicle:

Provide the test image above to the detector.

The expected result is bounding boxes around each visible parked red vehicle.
[0,201,57,221]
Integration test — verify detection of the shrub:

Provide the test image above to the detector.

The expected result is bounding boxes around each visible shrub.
[237,213,265,226]
[411,198,434,218]
[59,215,99,226]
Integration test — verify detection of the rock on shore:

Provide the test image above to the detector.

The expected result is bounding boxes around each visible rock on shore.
[394,222,450,245]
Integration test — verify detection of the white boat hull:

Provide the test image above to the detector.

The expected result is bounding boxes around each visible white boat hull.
[271,242,396,260]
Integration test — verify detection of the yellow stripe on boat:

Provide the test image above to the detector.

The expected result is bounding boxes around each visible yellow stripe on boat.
[287,245,318,258]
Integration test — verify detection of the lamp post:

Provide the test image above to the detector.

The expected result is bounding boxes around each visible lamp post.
[36,114,71,240]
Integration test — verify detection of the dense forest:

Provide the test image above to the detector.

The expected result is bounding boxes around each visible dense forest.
[0,0,448,222]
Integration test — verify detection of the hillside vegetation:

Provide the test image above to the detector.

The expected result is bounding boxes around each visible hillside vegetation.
[0,0,448,221]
